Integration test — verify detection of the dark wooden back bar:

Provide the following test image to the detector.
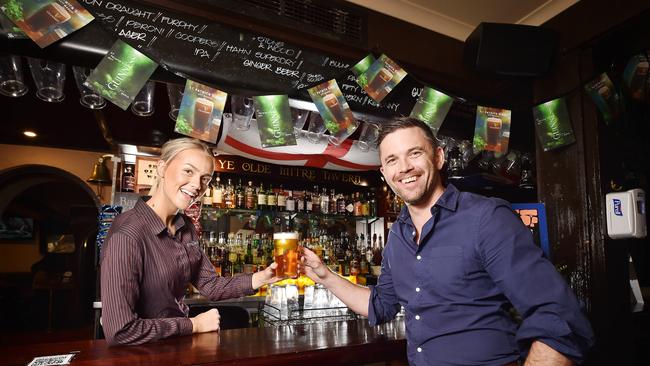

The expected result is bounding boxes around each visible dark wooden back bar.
[0,319,406,366]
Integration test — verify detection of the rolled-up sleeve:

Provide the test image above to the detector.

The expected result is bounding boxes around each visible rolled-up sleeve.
[367,240,401,326]
[101,232,193,346]
[478,201,595,363]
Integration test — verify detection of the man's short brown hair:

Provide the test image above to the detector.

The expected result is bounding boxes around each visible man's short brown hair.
[377,117,439,150]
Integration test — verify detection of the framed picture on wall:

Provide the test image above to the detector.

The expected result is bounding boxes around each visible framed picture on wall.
[0,217,34,241]
[511,203,551,260]
[135,157,158,193]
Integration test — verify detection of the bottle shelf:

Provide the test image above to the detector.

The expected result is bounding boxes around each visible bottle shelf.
[200,206,382,223]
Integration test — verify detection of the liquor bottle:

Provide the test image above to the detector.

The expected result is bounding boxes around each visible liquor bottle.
[305,189,313,213]
[297,190,305,212]
[329,189,337,215]
[212,173,223,208]
[257,182,267,210]
[311,186,320,214]
[345,194,354,216]
[320,187,330,214]
[353,192,363,216]
[267,183,277,211]
[385,191,393,213]
[245,180,256,209]
[235,179,244,209]
[350,253,360,277]
[121,164,135,192]
[368,189,377,217]
[285,190,296,212]
[392,193,402,213]
[202,178,213,206]
[224,178,234,209]
[244,236,253,264]
[221,235,232,277]
[252,234,261,265]
[209,245,221,276]
[232,233,243,274]
[337,193,346,215]
[277,184,286,212]
[359,237,369,275]
[361,192,369,217]
[365,234,373,265]
[372,235,383,266]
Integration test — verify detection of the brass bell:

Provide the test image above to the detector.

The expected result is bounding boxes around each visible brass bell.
[88,157,111,184]
[88,157,111,199]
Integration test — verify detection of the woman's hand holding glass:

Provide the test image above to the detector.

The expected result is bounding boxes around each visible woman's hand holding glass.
[252,262,285,289]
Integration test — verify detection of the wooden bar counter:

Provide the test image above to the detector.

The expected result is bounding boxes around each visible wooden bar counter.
[1,319,406,366]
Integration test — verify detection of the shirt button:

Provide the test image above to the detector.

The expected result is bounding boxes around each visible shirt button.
[415,287,420,292]
[415,315,420,320]
[412,230,416,236]
[416,255,421,260]
[417,347,422,353]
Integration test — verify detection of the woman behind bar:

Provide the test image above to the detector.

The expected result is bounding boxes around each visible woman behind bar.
[100,137,282,346]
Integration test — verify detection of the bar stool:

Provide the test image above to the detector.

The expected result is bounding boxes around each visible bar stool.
[92,301,104,339]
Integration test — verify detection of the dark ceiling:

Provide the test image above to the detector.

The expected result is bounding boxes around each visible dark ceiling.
[0,74,181,153]
[0,0,535,155]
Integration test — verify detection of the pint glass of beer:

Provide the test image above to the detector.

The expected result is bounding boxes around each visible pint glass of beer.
[323,94,345,122]
[25,2,71,34]
[486,117,502,152]
[193,97,214,134]
[273,232,299,277]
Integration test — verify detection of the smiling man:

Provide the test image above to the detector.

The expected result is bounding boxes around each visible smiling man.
[300,117,594,365]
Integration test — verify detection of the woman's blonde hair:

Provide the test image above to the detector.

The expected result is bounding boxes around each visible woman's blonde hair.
[148,137,213,196]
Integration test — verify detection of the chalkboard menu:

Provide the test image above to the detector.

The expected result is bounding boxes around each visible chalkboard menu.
[79,0,421,117]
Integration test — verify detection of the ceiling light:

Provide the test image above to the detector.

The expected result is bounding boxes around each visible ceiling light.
[23,130,37,137]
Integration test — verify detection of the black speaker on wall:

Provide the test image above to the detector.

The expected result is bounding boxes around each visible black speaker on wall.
[464,22,558,77]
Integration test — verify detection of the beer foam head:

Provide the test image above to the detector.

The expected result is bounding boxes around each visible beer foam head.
[273,232,299,240]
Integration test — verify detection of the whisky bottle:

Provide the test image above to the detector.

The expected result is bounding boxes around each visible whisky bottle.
[121,164,135,192]
[245,180,256,209]
[285,190,296,212]
[277,184,286,212]
[267,183,277,211]
[329,189,337,214]
[257,182,267,210]
[212,173,223,208]
[320,187,329,214]
[224,178,234,209]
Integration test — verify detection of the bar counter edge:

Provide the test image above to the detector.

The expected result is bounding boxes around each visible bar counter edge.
[0,319,407,366]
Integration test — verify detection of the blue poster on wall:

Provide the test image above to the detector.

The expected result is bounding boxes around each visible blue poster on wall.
[511,203,550,260]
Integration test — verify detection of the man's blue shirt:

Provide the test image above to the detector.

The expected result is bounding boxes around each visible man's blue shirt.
[368,184,594,365]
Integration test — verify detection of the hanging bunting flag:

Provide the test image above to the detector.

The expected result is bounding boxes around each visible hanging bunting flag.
[357,54,407,103]
[622,53,650,102]
[409,86,454,136]
[216,114,380,171]
[473,106,512,157]
[253,95,297,148]
[0,0,94,48]
[174,79,227,143]
[532,97,575,151]
[84,39,158,110]
[584,73,622,125]
[350,54,376,78]
[308,79,359,145]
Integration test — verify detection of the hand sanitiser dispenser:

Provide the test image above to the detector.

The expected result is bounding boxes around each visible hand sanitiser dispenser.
[606,189,646,239]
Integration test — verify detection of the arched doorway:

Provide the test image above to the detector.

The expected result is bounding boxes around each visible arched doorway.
[0,165,100,337]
